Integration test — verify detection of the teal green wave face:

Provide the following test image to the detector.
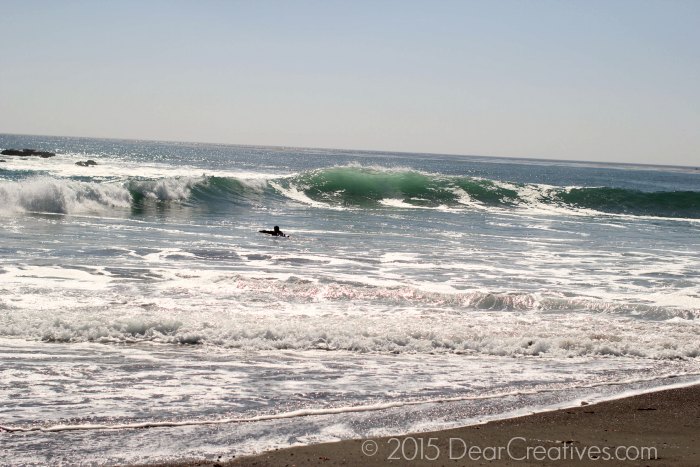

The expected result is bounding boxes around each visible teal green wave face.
[454,178,519,205]
[554,188,700,218]
[288,167,521,208]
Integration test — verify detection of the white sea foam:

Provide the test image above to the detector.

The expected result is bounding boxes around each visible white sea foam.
[1,265,698,358]
[127,176,203,201]
[0,175,209,214]
[451,187,490,210]
[269,180,340,209]
[0,176,132,214]
[378,198,420,208]
[1,152,284,181]
[5,374,699,434]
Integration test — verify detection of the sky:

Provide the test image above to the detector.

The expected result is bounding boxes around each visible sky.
[1,0,698,165]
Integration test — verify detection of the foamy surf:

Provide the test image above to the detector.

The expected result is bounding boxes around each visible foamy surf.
[2,337,698,465]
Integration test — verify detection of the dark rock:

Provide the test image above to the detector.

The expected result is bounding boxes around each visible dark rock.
[1,148,56,158]
[0,160,5,163]
[76,160,98,167]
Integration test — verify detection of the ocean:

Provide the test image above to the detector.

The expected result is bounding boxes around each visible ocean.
[1,133,699,465]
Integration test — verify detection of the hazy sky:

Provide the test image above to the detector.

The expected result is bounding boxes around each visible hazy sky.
[1,0,698,165]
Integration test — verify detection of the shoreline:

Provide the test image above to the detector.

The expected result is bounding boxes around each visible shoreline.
[144,382,700,466]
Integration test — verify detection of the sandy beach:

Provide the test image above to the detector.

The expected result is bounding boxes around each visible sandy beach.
[148,383,699,467]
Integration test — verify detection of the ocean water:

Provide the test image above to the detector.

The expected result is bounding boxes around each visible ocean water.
[1,134,699,465]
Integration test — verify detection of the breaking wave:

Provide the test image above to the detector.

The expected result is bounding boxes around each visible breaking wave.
[279,166,520,207]
[0,176,132,214]
[0,175,262,214]
[279,166,700,218]
[1,166,699,218]
[551,187,700,218]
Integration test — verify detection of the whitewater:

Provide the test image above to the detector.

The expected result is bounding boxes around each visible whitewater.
[1,134,699,465]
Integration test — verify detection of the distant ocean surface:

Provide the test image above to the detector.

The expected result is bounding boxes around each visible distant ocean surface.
[1,134,699,465]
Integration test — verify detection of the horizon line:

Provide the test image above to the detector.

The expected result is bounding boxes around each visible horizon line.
[1,131,698,171]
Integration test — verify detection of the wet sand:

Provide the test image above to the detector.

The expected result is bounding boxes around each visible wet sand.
[146,383,699,466]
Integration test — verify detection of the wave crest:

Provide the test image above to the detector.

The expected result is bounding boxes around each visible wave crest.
[277,166,700,218]
[0,176,131,214]
[279,167,519,208]
[2,167,699,219]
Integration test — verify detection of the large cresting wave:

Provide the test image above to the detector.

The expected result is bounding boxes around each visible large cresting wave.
[1,166,699,218]
[278,166,700,218]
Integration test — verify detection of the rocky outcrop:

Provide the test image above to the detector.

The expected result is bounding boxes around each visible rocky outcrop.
[75,160,98,167]
[1,148,56,158]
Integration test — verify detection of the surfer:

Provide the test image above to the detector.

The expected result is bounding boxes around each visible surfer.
[259,226,287,237]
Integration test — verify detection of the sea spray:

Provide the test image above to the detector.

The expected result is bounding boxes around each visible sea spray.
[1,167,699,218]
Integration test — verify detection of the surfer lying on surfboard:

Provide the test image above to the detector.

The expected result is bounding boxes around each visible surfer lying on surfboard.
[259,226,288,237]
